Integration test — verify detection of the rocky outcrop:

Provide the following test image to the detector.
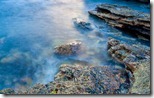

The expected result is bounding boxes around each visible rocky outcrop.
[89,4,150,39]
[108,38,150,72]
[54,41,82,56]
[73,18,95,30]
[107,38,150,94]
[53,64,133,94]
[0,62,133,94]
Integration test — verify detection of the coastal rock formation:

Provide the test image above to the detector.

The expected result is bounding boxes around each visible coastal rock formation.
[108,38,150,72]
[89,4,150,39]
[0,88,15,94]
[130,59,150,94]
[53,64,132,94]
[0,62,133,94]
[54,41,82,56]
[107,38,150,94]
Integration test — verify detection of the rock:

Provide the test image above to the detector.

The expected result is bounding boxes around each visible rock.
[54,41,82,55]
[89,4,150,39]
[0,88,15,94]
[130,59,150,94]
[107,38,150,94]
[107,38,120,49]
[1,62,133,94]
[73,18,94,30]
[107,38,150,72]
[53,63,132,94]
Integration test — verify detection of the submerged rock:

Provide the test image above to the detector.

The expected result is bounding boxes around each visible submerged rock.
[73,18,95,30]
[89,4,150,39]
[54,41,82,56]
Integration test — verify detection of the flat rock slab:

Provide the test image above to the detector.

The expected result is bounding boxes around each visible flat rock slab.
[89,4,150,38]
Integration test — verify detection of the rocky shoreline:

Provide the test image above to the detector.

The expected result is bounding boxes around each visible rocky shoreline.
[0,38,150,94]
[107,38,150,94]
[89,4,150,39]
[0,61,133,94]
[0,3,150,95]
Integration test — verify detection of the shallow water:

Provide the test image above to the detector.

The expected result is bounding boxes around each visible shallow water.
[0,0,150,90]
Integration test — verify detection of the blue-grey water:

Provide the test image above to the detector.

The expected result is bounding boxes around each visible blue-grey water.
[0,0,150,91]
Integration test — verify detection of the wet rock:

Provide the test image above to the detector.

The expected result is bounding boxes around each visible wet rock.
[107,38,120,49]
[0,88,15,94]
[130,59,150,94]
[73,18,94,30]
[1,62,133,94]
[54,41,82,55]
[53,63,132,94]
[107,38,150,94]
[19,83,54,94]
[107,38,150,72]
[89,4,150,39]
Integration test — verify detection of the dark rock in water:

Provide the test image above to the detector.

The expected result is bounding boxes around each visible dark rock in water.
[89,4,150,39]
[73,18,95,30]
[54,41,82,56]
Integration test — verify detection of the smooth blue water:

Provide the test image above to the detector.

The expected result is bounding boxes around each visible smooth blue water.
[0,0,150,90]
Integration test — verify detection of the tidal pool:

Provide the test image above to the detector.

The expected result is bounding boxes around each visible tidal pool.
[0,0,150,90]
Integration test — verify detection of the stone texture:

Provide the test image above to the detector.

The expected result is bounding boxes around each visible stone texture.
[54,41,82,56]
[0,62,133,94]
[89,4,150,39]
[107,38,150,94]
[130,59,150,94]
[0,88,15,94]
[107,38,150,72]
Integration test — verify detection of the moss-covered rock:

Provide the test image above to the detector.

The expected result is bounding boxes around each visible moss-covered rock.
[130,59,150,94]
